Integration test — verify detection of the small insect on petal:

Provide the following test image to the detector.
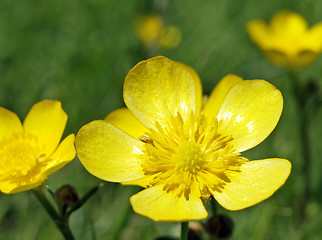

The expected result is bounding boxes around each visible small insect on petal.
[139,135,153,144]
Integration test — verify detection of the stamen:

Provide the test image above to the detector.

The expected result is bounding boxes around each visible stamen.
[139,111,245,199]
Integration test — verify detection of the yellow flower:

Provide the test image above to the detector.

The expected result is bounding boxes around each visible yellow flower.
[247,10,322,67]
[135,15,164,45]
[0,100,76,194]
[159,25,182,49]
[135,14,181,49]
[76,56,291,221]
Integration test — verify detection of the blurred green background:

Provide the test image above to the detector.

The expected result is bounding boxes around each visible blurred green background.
[0,0,321,239]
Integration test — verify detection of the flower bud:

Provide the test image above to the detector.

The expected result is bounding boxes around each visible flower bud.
[188,221,204,240]
[206,214,234,239]
[188,229,203,240]
[54,184,79,209]
[305,79,319,96]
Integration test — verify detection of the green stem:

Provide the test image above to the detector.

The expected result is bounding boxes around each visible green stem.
[68,183,103,216]
[180,222,189,240]
[106,200,132,240]
[288,71,311,224]
[210,197,217,215]
[32,187,75,240]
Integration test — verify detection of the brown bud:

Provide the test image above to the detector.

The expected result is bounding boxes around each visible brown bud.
[188,228,203,240]
[54,184,79,207]
[206,214,234,239]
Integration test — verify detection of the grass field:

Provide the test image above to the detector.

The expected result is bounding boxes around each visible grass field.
[0,0,322,239]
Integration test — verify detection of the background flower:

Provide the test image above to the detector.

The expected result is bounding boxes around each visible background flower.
[135,14,181,49]
[247,10,322,68]
[0,100,75,194]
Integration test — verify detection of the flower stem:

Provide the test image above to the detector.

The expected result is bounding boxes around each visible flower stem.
[32,187,75,240]
[210,196,217,215]
[180,222,189,240]
[68,183,103,216]
[288,71,312,224]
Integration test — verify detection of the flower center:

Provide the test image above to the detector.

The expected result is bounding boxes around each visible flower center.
[140,112,246,199]
[176,141,205,173]
[0,133,40,180]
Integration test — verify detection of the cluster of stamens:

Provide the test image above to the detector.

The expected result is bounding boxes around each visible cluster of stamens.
[0,132,41,181]
[139,111,246,200]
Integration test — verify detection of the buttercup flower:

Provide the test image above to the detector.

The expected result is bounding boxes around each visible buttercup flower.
[0,100,75,194]
[247,10,322,67]
[135,15,163,45]
[76,56,291,221]
[135,14,181,49]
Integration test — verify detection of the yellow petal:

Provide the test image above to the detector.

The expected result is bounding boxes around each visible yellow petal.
[216,80,283,152]
[130,184,207,221]
[0,176,44,194]
[123,56,203,130]
[271,10,308,36]
[264,49,290,67]
[294,50,319,67]
[23,100,67,157]
[121,174,155,187]
[104,108,148,140]
[0,107,23,139]
[269,11,309,60]
[212,159,291,211]
[246,20,269,48]
[202,74,243,119]
[76,120,147,182]
[43,134,76,176]
[307,22,322,51]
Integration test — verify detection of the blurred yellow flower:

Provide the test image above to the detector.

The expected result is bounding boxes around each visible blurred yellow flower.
[76,56,291,222]
[247,10,322,67]
[135,14,181,49]
[159,25,182,49]
[0,100,75,194]
[135,15,163,45]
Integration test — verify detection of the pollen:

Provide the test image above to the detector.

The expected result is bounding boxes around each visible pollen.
[140,111,246,199]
